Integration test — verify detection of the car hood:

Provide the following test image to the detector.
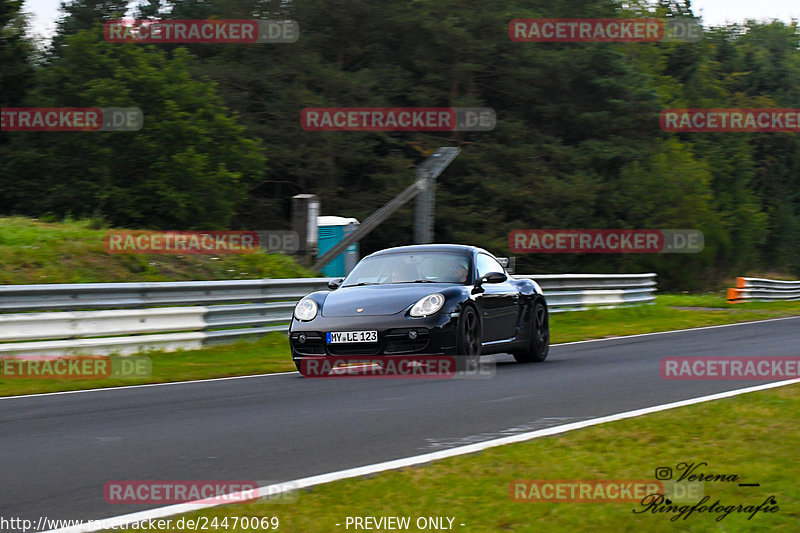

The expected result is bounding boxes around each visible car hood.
[321,284,451,317]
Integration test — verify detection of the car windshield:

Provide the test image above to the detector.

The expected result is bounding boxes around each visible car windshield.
[342,252,470,286]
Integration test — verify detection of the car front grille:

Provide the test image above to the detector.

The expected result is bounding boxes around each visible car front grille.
[293,328,431,356]
[384,328,430,354]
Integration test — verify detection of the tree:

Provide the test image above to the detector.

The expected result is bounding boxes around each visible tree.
[0,27,265,228]
[0,0,33,106]
[51,0,128,53]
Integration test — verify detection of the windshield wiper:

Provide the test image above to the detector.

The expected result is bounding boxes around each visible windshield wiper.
[342,282,379,287]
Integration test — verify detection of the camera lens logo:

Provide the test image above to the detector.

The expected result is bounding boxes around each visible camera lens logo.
[655,467,673,480]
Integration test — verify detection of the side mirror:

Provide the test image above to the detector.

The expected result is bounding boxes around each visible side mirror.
[481,272,507,284]
[328,278,344,290]
[472,272,507,293]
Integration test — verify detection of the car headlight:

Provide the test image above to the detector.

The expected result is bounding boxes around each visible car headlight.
[294,298,318,321]
[410,293,445,317]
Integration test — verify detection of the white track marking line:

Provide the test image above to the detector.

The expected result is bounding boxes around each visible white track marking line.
[5,315,799,401]
[43,378,800,533]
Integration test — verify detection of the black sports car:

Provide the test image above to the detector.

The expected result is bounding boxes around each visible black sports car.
[289,244,549,376]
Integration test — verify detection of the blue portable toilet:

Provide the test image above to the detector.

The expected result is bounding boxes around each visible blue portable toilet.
[317,216,360,277]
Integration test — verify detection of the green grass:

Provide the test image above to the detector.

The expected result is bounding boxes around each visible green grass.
[105,383,800,532]
[549,293,800,343]
[0,216,314,284]
[0,333,295,397]
[1,293,798,397]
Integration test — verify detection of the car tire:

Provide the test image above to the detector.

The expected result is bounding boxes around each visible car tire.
[513,300,549,363]
[455,305,481,371]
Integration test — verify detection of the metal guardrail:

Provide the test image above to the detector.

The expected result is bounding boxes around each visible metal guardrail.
[0,279,329,356]
[0,278,332,313]
[727,277,800,303]
[515,273,656,312]
[0,274,656,355]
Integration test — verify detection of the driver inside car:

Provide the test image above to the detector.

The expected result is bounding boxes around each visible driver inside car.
[439,259,468,283]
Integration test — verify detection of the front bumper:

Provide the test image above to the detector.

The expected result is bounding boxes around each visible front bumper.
[289,312,459,360]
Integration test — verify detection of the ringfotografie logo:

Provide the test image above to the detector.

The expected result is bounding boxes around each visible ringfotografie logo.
[636,462,779,522]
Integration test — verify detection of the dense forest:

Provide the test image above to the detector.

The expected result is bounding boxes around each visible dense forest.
[1,0,799,289]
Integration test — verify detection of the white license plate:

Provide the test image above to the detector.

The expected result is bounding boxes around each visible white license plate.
[326,330,378,343]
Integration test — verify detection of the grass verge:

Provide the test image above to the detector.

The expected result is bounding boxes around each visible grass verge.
[0,216,314,284]
[549,293,800,342]
[106,383,800,532]
[0,333,295,397]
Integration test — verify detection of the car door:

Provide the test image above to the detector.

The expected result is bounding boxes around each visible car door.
[474,253,520,342]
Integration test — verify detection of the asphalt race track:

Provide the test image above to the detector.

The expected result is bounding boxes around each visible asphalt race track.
[2,317,799,528]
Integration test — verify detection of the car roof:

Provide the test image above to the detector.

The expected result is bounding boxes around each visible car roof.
[366,244,492,258]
